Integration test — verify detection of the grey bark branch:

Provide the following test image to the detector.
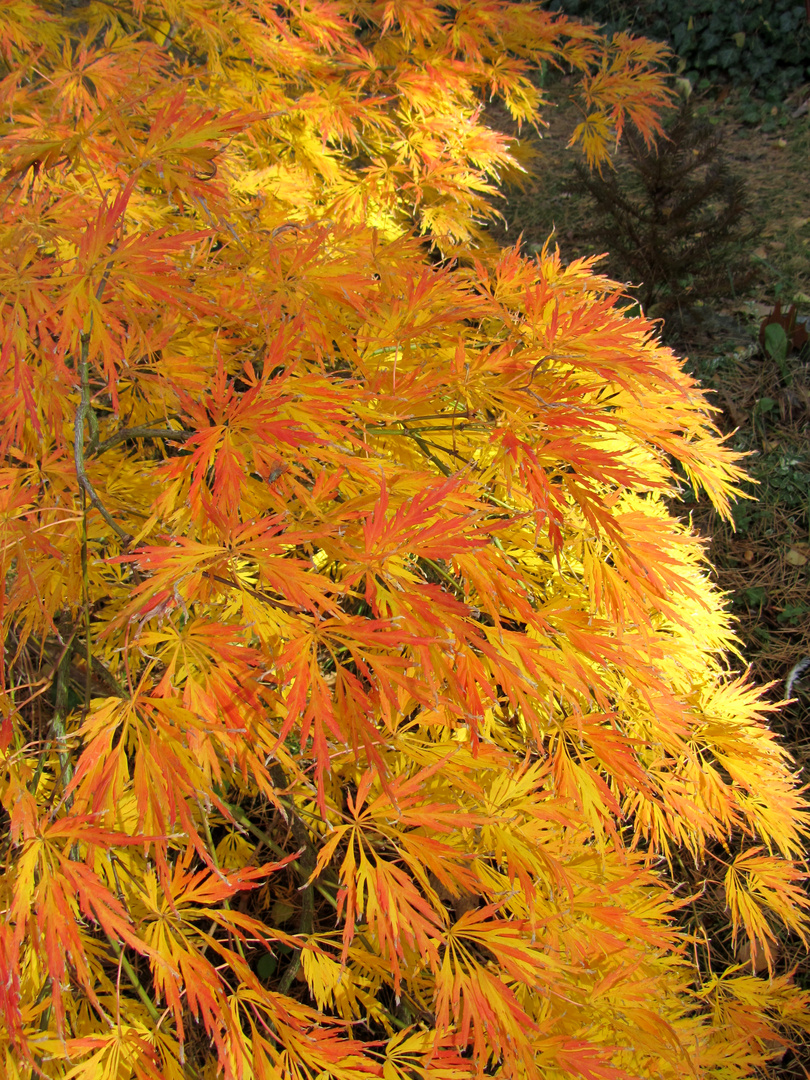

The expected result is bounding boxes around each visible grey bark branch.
[92,424,194,457]
[73,332,132,545]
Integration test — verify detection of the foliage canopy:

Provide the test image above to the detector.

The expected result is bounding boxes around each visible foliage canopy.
[0,2,808,1078]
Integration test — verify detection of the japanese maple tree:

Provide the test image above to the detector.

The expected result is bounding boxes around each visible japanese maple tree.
[1,2,808,1078]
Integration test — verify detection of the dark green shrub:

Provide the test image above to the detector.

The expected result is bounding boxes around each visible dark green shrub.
[572,101,755,315]
[549,0,810,95]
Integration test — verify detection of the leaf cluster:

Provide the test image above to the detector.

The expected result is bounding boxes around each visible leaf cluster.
[0,4,808,1080]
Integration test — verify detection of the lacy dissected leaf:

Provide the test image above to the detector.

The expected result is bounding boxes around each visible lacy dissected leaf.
[0,3,806,1080]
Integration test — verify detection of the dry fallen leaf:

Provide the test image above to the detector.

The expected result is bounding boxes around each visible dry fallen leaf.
[786,548,808,567]
[741,299,773,317]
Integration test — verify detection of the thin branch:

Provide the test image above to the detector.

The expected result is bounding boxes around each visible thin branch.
[373,431,474,468]
[50,630,75,804]
[26,633,126,700]
[80,437,92,710]
[514,351,579,392]
[368,411,472,424]
[27,631,77,797]
[92,424,195,458]
[786,656,810,701]
[210,573,299,611]
[105,931,203,1080]
[200,803,246,958]
[73,332,133,545]
[221,793,423,1027]
[82,649,127,697]
[221,799,337,911]
[105,933,162,1024]
[410,433,452,477]
[368,422,489,435]
[270,763,316,994]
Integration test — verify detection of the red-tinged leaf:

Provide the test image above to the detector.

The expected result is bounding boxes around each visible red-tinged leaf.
[552,1039,626,1080]
[2,4,804,1078]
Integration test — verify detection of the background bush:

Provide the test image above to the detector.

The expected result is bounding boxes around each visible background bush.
[549,0,810,94]
[571,101,756,317]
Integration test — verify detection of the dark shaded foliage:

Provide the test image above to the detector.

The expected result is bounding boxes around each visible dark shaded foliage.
[572,102,756,315]
[549,0,810,94]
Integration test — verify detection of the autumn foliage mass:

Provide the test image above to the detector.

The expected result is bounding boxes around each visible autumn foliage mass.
[1,1,809,1077]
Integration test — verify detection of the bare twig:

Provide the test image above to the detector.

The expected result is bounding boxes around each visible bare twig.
[92,424,195,458]
[73,332,132,545]
[268,763,316,994]
[514,351,579,392]
[27,630,77,797]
